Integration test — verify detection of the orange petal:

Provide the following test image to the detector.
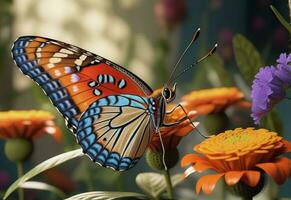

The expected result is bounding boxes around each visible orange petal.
[196,173,224,195]
[241,170,261,187]
[195,104,215,115]
[233,100,251,108]
[45,125,62,142]
[256,162,284,185]
[282,140,291,153]
[174,124,194,137]
[194,162,218,173]
[184,165,196,177]
[274,157,291,181]
[181,154,206,167]
[224,171,245,186]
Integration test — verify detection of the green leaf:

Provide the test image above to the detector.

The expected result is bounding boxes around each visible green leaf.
[20,181,66,199]
[233,34,264,87]
[270,5,291,34]
[135,172,184,198]
[4,149,84,199]
[65,191,147,200]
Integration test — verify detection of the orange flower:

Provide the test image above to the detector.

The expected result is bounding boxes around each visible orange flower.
[0,110,61,142]
[181,128,291,195]
[149,103,199,151]
[181,87,248,115]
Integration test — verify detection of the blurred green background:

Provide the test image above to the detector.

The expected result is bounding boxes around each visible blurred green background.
[0,0,290,199]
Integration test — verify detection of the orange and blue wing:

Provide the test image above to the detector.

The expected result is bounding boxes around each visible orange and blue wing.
[11,36,153,130]
[11,36,157,171]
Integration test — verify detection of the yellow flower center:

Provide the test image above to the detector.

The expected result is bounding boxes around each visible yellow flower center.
[225,134,250,143]
[195,128,283,161]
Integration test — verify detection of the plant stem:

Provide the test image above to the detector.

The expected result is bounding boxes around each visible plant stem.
[17,162,24,200]
[220,182,226,200]
[163,169,174,199]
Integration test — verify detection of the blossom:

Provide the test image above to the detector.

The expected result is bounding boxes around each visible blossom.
[251,53,291,124]
[0,110,61,141]
[181,128,291,195]
[181,87,247,115]
[149,87,247,151]
[275,53,291,85]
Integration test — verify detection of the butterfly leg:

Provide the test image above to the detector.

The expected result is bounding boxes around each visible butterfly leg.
[163,104,209,138]
[162,104,192,127]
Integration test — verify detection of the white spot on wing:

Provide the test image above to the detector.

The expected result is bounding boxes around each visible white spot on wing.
[80,55,87,60]
[54,69,61,76]
[75,59,82,66]
[93,89,102,96]
[54,52,68,58]
[47,63,55,68]
[71,74,80,83]
[64,66,72,73]
[72,85,79,92]
[60,48,74,54]
[49,57,62,63]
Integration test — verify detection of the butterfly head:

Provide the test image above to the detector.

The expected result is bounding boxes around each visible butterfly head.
[162,83,176,103]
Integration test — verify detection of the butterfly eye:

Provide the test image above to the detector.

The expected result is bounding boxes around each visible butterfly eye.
[162,87,171,100]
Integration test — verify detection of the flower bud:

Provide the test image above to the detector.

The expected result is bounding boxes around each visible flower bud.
[4,138,33,162]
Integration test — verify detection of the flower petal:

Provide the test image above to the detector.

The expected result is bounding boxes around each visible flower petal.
[256,162,284,185]
[184,165,196,177]
[195,104,215,115]
[181,154,206,167]
[196,173,224,195]
[224,171,245,186]
[173,124,194,137]
[282,140,291,153]
[241,170,261,187]
[194,162,218,173]
[45,125,62,142]
[273,157,291,182]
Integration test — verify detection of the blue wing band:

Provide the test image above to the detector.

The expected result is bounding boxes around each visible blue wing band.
[12,36,80,128]
[76,94,149,171]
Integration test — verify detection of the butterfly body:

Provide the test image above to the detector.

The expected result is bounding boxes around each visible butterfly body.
[11,36,171,171]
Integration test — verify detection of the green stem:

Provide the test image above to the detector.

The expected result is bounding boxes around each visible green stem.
[16,162,24,200]
[163,169,174,199]
[221,183,226,200]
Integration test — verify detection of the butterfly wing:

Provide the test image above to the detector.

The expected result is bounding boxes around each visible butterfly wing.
[77,94,155,171]
[12,36,153,130]
[12,36,158,170]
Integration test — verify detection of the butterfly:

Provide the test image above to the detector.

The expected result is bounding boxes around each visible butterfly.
[11,30,216,171]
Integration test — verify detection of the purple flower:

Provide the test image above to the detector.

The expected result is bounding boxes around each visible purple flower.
[251,53,291,124]
[275,53,291,85]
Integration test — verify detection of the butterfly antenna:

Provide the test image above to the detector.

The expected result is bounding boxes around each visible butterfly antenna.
[170,43,217,83]
[167,28,201,86]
